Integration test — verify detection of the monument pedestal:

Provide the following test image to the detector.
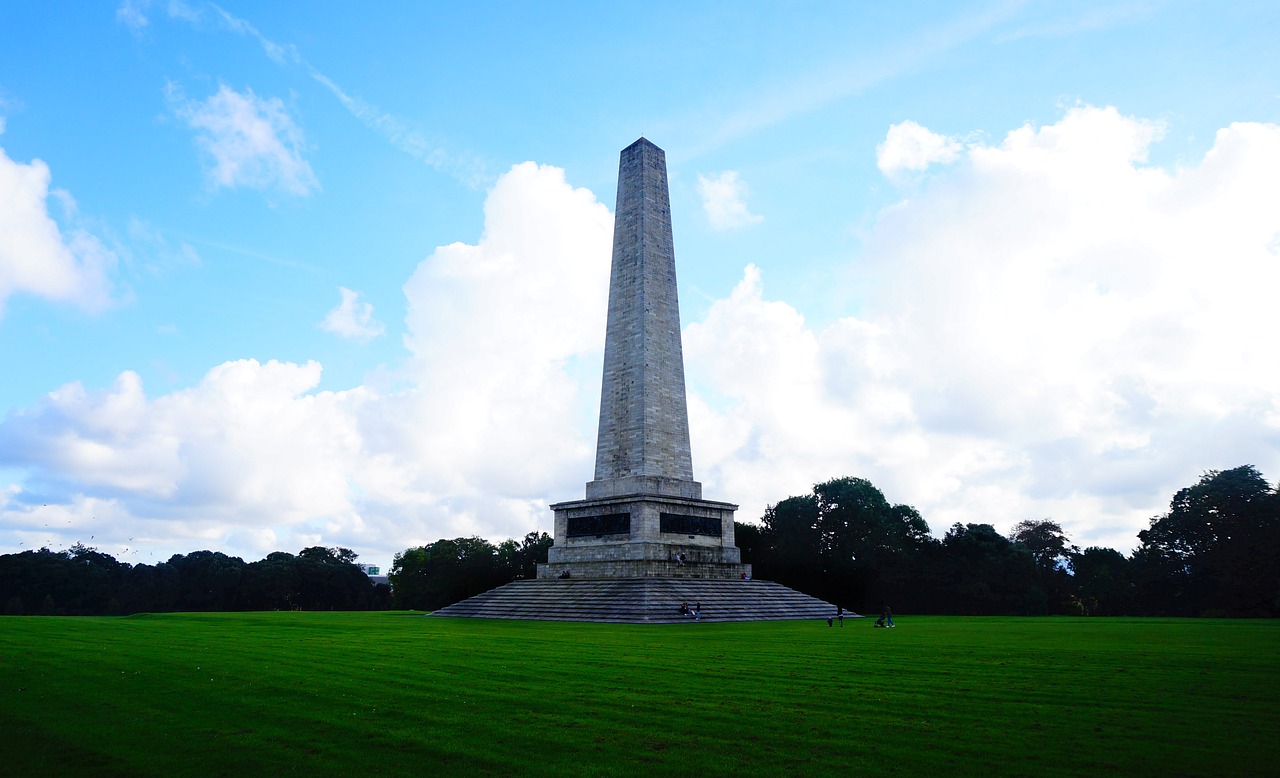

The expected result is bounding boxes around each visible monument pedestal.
[537,484,748,580]
[431,138,837,621]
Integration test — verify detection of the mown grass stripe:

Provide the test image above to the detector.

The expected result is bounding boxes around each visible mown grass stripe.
[1,614,1276,776]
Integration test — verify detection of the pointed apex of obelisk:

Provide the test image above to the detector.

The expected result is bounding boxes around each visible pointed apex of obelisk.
[587,138,700,501]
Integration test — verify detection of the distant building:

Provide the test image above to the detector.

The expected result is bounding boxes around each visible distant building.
[358,563,389,587]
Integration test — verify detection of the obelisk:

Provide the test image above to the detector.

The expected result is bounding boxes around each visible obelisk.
[589,138,699,501]
[540,138,746,580]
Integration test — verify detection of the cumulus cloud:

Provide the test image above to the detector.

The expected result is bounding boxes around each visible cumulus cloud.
[0,161,610,563]
[876,119,963,176]
[688,105,1280,552]
[6,106,1279,564]
[697,170,763,230]
[169,83,318,196]
[393,161,612,505]
[0,135,116,316]
[320,287,384,342]
[0,361,368,557]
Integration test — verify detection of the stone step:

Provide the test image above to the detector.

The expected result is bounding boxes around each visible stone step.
[431,578,857,623]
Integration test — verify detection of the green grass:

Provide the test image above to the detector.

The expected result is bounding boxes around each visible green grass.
[1,614,1276,776]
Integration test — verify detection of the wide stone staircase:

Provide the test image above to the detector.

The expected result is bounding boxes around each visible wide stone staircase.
[430,578,853,623]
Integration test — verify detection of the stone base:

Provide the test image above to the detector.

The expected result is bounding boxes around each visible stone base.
[586,476,702,500]
[538,559,751,580]
[542,491,740,580]
[432,578,848,623]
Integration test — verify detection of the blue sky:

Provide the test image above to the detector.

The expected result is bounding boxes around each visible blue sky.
[2,1,1278,570]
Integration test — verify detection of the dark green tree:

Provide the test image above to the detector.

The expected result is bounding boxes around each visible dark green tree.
[0,545,129,616]
[1010,519,1078,613]
[58,544,128,614]
[813,477,934,611]
[758,494,822,594]
[240,548,375,611]
[1010,520,1077,571]
[1134,465,1280,616]
[497,531,553,581]
[751,478,934,612]
[241,552,303,610]
[1071,546,1133,615]
[298,546,359,565]
[389,537,503,611]
[167,551,246,611]
[938,523,1039,614]
[294,548,375,610]
[116,562,180,614]
[733,521,770,573]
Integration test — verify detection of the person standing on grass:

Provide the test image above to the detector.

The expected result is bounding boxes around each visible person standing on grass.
[883,605,894,628]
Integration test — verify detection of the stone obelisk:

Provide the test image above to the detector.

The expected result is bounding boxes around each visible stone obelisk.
[591,137,698,501]
[540,138,746,580]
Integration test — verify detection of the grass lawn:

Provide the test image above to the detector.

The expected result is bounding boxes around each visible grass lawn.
[1,613,1276,776]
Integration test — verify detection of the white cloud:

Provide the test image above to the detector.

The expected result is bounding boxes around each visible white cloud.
[187,4,486,187]
[115,0,204,33]
[5,106,1279,565]
[320,287,384,342]
[169,83,319,196]
[210,3,299,65]
[688,105,1280,553]
[876,119,962,176]
[309,71,486,188]
[394,161,612,502]
[0,363,357,507]
[127,216,201,273]
[0,135,116,315]
[115,0,149,31]
[166,1,202,24]
[697,170,763,231]
[0,161,610,564]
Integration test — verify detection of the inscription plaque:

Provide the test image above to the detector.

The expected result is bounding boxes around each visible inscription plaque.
[567,513,631,538]
[659,512,721,537]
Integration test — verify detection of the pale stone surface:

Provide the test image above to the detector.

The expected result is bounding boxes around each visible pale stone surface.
[432,579,843,623]
[589,138,700,501]
[545,493,743,578]
[540,138,745,580]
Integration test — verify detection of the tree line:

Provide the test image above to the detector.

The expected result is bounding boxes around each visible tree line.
[0,532,556,616]
[388,532,552,611]
[741,465,1280,617]
[0,546,393,616]
[4,466,1275,617]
